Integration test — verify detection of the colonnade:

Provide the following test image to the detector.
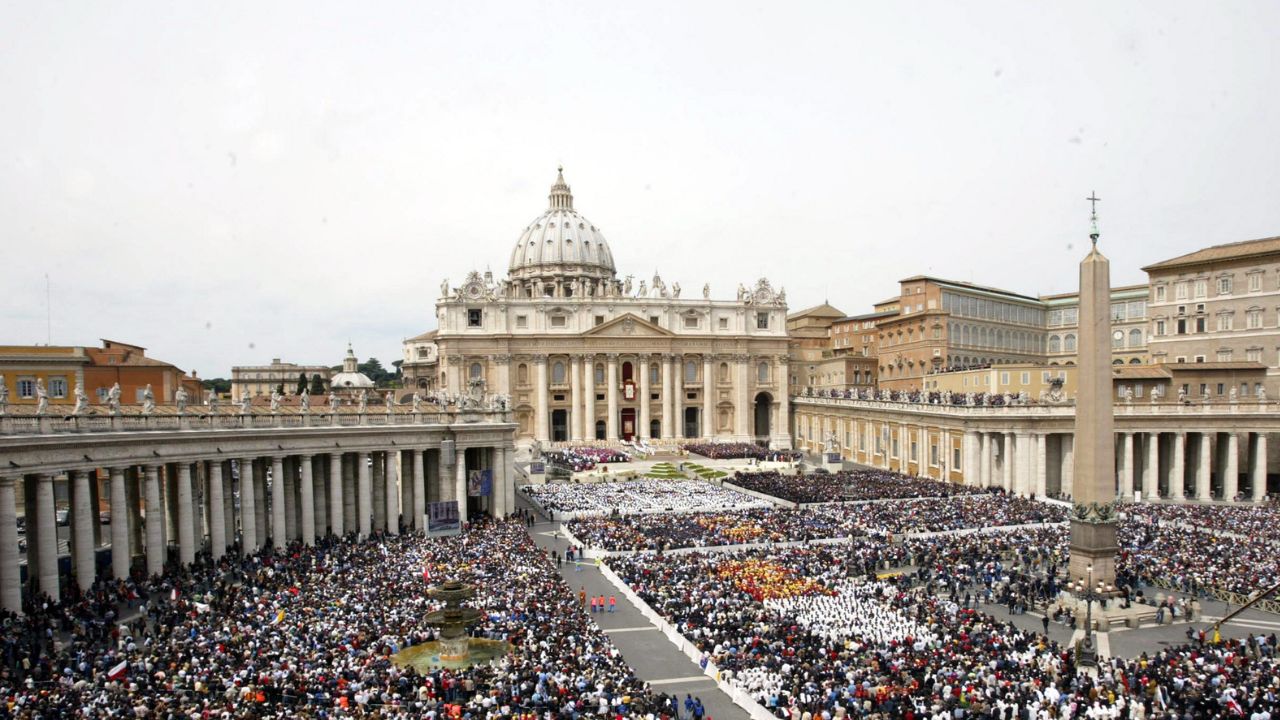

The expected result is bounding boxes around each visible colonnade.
[0,442,515,615]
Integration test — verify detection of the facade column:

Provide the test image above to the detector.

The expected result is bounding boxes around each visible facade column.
[1143,432,1160,499]
[606,354,619,441]
[1252,433,1268,502]
[1169,433,1186,500]
[439,441,456,502]
[143,466,163,577]
[979,433,991,487]
[534,356,550,443]
[702,356,715,438]
[1224,433,1240,501]
[962,432,977,486]
[734,355,750,439]
[570,355,583,442]
[72,470,96,590]
[413,449,427,530]
[300,454,316,545]
[0,477,20,613]
[328,454,345,537]
[1061,435,1075,498]
[315,457,328,537]
[238,460,256,552]
[342,455,356,532]
[662,355,675,440]
[271,457,287,549]
[34,475,59,598]
[285,458,299,541]
[252,461,267,550]
[776,356,790,448]
[455,449,468,520]
[1196,433,1213,501]
[384,450,399,535]
[208,462,226,560]
[1119,432,1135,500]
[582,355,596,440]
[110,468,130,578]
[672,355,684,439]
[357,452,372,538]
[638,355,652,441]
[176,463,195,566]
[371,454,385,532]
[503,444,516,515]
[1002,433,1015,492]
[1014,432,1032,496]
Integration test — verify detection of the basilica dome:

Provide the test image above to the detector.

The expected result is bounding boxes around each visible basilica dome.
[508,168,616,282]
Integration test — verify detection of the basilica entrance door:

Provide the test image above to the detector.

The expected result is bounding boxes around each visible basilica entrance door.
[620,408,637,441]
[551,409,568,442]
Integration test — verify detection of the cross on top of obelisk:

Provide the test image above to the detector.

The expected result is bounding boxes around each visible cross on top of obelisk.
[1087,191,1101,246]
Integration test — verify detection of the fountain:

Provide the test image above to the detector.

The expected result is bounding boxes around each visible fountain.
[391,578,511,671]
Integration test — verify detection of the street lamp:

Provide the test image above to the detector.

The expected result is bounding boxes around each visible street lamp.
[1072,564,1115,668]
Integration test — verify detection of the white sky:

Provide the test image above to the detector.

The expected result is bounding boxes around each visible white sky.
[2,1,1278,377]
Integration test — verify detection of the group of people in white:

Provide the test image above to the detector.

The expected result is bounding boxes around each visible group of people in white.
[522,478,769,518]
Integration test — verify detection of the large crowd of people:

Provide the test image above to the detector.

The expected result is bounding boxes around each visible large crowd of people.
[521,478,769,517]
[683,443,799,461]
[611,545,1280,718]
[546,446,632,472]
[728,469,982,504]
[1125,502,1280,542]
[0,520,680,718]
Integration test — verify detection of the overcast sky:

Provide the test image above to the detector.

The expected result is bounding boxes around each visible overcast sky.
[2,2,1278,378]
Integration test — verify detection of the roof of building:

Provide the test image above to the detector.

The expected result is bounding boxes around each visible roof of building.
[1038,283,1149,303]
[508,167,616,280]
[406,329,438,342]
[835,310,899,323]
[899,275,1040,303]
[786,303,845,321]
[1112,366,1172,380]
[1142,235,1280,272]
[1160,361,1268,373]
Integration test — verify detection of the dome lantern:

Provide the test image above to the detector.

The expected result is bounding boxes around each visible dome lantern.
[508,167,616,283]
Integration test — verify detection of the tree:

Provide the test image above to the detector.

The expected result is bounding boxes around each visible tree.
[310,374,325,394]
[359,357,387,383]
[201,378,232,394]
[391,360,404,380]
[296,373,308,395]
[275,382,285,396]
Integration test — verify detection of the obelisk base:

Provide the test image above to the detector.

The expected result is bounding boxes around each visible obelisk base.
[1068,519,1118,588]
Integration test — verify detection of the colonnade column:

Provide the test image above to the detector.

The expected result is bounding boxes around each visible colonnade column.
[271,457,287,548]
[979,433,991,487]
[582,355,596,441]
[143,466,163,577]
[661,355,675,440]
[109,468,130,578]
[238,460,256,552]
[300,454,316,545]
[1252,433,1268,502]
[534,356,549,443]
[606,355,619,441]
[702,356,714,438]
[1224,433,1240,501]
[1142,433,1158,500]
[671,355,683,440]
[413,449,427,531]
[384,450,399,535]
[1061,435,1075,498]
[1169,433,1186,500]
[570,355,583,442]
[455,449,468,519]
[208,462,226,560]
[71,470,95,590]
[1002,433,1014,492]
[1196,433,1213,501]
[329,454,345,537]
[776,355,789,447]
[962,432,977,486]
[439,441,456,502]
[0,478,19,613]
[1119,432,1134,500]
[176,463,195,566]
[357,452,372,538]
[1035,434,1047,497]
[638,355,651,441]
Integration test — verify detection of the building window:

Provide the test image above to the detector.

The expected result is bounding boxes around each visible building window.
[550,315,567,328]
[1129,329,1143,347]
[1155,319,1166,336]
[17,378,35,398]
[1195,355,1206,363]
[1199,383,1209,396]
[1000,372,1010,384]
[1064,334,1077,352]
[1219,276,1233,295]
[756,312,769,329]
[649,364,659,384]
[47,377,67,398]
[649,315,660,325]
[1155,285,1166,302]
[594,364,605,384]
[516,315,528,329]
[1195,317,1206,333]
[1247,309,1263,329]
[718,317,729,330]
[594,315,605,326]
[1176,318,1187,335]
[517,364,529,385]
[1217,315,1234,331]
[757,362,769,383]
[1249,273,1262,292]
[1194,279,1207,298]
[683,316,698,329]
[552,362,566,384]
[469,363,483,380]
[685,361,697,383]
[1020,372,1030,384]
[1217,351,1232,362]
[719,362,729,382]
[467,309,483,327]
[1247,348,1263,363]
[96,387,108,402]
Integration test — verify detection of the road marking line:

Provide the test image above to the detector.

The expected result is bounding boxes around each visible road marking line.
[648,676,713,686]
[604,626,658,633]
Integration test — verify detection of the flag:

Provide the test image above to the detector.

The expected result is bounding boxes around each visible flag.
[107,660,128,680]
[170,588,178,601]
[423,566,431,582]
[272,609,285,625]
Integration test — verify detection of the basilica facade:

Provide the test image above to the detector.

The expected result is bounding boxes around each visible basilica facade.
[402,168,791,448]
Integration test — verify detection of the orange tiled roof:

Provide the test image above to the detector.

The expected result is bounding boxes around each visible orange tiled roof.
[1142,236,1280,272]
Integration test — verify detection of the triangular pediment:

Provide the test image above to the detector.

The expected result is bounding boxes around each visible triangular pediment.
[582,313,676,338]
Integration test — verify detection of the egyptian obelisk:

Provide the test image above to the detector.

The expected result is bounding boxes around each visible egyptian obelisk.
[1069,194,1118,588]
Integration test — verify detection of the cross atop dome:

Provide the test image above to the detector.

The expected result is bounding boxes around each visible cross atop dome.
[549,166,573,210]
